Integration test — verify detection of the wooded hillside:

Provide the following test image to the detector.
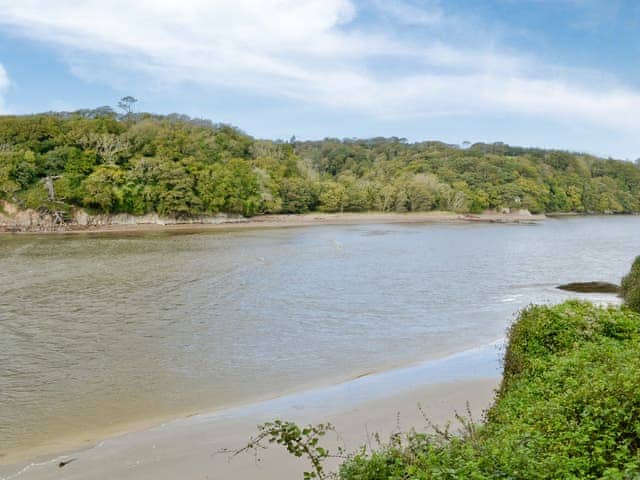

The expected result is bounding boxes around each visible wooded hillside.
[1,109,639,217]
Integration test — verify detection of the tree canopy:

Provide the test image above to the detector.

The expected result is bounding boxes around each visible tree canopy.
[1,110,639,217]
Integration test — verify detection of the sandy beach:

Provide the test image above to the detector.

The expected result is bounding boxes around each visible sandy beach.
[0,343,502,480]
[0,379,499,480]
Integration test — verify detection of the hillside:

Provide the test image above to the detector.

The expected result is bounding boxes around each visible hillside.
[1,109,639,219]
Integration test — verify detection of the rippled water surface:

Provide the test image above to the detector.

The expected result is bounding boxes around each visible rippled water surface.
[1,217,639,460]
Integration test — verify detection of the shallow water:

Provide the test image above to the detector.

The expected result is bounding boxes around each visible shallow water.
[1,216,639,460]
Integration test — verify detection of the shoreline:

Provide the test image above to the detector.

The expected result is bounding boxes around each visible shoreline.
[0,379,499,480]
[0,341,503,479]
[0,336,499,466]
[0,211,545,235]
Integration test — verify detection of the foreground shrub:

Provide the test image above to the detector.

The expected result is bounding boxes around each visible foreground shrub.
[501,301,640,388]
[622,256,640,312]
[338,302,640,480]
[480,339,640,479]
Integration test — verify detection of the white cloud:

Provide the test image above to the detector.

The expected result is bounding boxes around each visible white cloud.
[0,63,9,113]
[0,0,638,133]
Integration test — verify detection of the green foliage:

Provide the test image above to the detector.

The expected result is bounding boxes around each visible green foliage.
[227,420,343,480]
[81,165,125,213]
[621,256,640,312]
[1,112,640,217]
[335,301,640,480]
[319,182,349,213]
[279,177,320,213]
[251,301,640,480]
[480,338,640,479]
[501,301,640,388]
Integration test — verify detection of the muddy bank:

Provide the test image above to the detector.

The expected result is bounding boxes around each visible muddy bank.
[557,281,621,294]
[0,200,246,233]
[0,202,544,234]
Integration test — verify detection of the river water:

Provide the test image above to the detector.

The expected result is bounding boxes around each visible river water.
[1,216,639,462]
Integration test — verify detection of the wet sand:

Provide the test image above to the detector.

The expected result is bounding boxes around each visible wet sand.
[0,343,502,480]
[0,379,498,480]
[1,211,544,235]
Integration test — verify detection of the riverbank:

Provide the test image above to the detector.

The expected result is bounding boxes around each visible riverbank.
[0,343,502,479]
[0,379,499,480]
[0,208,544,234]
[337,301,640,479]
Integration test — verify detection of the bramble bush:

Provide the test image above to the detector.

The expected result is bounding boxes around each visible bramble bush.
[622,256,640,312]
[338,301,640,480]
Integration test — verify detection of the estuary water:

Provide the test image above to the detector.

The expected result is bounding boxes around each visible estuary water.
[1,216,639,462]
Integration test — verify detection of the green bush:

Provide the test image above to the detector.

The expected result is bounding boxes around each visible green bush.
[501,301,640,388]
[481,339,640,479]
[621,256,640,312]
[338,302,640,480]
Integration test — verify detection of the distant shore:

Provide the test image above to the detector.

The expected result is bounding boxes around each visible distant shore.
[0,210,545,235]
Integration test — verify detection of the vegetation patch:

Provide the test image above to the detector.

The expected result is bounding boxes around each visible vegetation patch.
[336,301,640,480]
[622,256,640,312]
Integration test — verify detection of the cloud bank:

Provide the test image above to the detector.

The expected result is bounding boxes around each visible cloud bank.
[0,0,638,133]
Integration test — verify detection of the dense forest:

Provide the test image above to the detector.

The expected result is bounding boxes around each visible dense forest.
[1,107,640,218]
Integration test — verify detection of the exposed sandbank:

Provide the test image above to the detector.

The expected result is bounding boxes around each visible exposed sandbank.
[1,210,545,235]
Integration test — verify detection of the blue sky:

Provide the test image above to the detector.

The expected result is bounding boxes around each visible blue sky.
[0,0,638,159]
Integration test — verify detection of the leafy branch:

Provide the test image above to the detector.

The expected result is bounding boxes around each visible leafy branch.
[220,420,346,480]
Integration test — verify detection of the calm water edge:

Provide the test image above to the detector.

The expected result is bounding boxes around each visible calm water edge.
[1,216,639,460]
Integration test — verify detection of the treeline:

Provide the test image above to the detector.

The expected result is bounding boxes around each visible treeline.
[1,108,640,217]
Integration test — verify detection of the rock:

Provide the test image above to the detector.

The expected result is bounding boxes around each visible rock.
[557,282,621,294]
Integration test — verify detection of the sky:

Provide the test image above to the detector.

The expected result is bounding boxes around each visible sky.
[0,0,638,159]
